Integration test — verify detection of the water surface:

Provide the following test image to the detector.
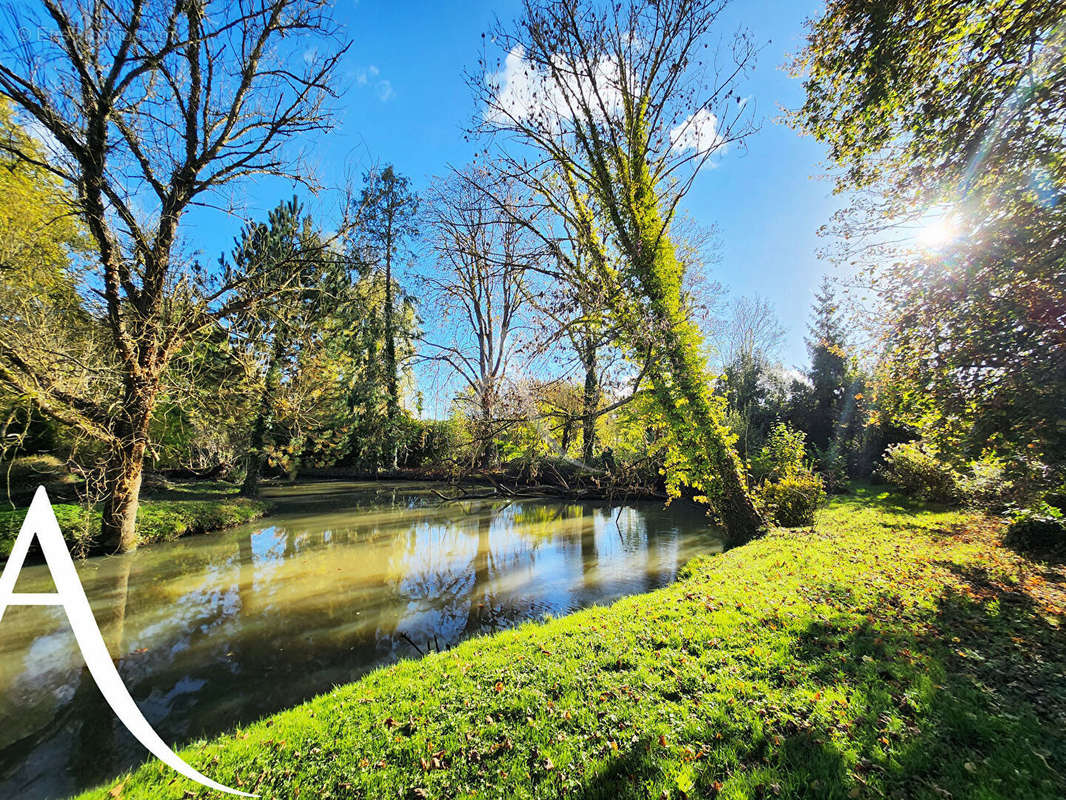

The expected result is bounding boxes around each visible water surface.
[0,481,722,799]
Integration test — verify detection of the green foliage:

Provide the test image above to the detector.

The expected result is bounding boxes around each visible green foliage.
[880,441,961,503]
[881,443,1017,509]
[718,353,792,460]
[802,277,848,451]
[348,165,420,468]
[752,422,808,482]
[757,470,826,527]
[1005,502,1065,559]
[0,100,99,460]
[955,453,1014,510]
[0,100,88,298]
[78,494,1066,800]
[402,419,465,470]
[793,0,1066,477]
[599,149,763,539]
[752,423,826,526]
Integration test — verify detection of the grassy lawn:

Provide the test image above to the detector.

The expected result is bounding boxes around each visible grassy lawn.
[0,481,269,559]
[78,488,1064,800]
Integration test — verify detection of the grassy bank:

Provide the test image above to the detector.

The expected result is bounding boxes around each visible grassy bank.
[79,489,1064,800]
[0,481,269,559]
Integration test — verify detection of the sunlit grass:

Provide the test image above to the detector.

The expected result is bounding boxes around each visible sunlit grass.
[0,482,269,559]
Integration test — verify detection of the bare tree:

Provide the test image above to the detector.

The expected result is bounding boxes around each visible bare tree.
[714,294,786,368]
[0,0,349,551]
[473,0,766,542]
[420,167,539,468]
[525,249,647,466]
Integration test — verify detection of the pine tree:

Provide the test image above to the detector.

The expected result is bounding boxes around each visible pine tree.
[350,166,419,471]
[227,198,334,497]
[804,277,848,451]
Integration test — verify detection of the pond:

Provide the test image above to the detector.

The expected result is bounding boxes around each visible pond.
[0,481,722,799]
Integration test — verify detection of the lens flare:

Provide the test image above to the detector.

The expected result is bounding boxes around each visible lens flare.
[915,208,960,250]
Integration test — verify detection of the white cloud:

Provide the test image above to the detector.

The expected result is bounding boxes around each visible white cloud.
[669,109,726,157]
[356,65,380,86]
[485,46,625,129]
[353,65,392,102]
[487,45,729,169]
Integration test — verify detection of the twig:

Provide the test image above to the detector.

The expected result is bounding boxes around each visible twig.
[399,632,425,657]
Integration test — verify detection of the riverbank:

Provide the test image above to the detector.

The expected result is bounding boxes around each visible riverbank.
[74,487,1065,800]
[0,481,269,560]
[298,454,669,501]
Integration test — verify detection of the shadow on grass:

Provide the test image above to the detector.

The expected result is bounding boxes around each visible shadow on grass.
[571,737,664,800]
[832,482,956,516]
[570,568,1064,799]
[139,480,243,503]
[776,574,1064,799]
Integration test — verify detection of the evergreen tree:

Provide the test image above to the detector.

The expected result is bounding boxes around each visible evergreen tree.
[349,166,419,471]
[803,277,848,452]
[227,197,338,497]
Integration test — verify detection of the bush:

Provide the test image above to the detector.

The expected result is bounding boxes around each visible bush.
[752,423,808,483]
[816,446,850,494]
[758,470,826,527]
[751,423,825,526]
[879,441,960,502]
[1004,501,1065,557]
[956,453,1014,509]
[401,418,464,469]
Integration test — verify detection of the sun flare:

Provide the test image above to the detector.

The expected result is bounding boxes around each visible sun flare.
[916,211,961,250]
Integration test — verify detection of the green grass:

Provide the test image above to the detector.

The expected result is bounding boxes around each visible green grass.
[78,488,1064,800]
[0,481,269,559]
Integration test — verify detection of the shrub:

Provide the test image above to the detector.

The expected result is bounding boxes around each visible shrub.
[752,423,808,482]
[956,453,1014,509]
[402,418,464,469]
[757,470,826,527]
[879,441,960,502]
[816,446,850,494]
[1004,501,1065,557]
[751,423,826,526]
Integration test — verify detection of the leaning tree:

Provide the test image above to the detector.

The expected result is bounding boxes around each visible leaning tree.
[474,0,766,543]
[0,0,348,551]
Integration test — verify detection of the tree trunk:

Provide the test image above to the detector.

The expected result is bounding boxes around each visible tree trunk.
[241,336,285,498]
[649,333,766,547]
[240,424,266,498]
[559,417,574,456]
[580,341,600,465]
[383,228,400,471]
[99,452,143,553]
[617,174,766,547]
[100,385,155,553]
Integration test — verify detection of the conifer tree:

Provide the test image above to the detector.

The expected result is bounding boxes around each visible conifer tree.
[803,277,848,452]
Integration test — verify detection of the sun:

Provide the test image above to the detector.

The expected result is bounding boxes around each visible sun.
[915,209,960,250]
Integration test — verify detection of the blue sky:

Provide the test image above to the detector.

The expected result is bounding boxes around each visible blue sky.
[182,0,840,376]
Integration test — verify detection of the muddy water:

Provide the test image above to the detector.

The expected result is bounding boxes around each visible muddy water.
[0,481,722,799]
